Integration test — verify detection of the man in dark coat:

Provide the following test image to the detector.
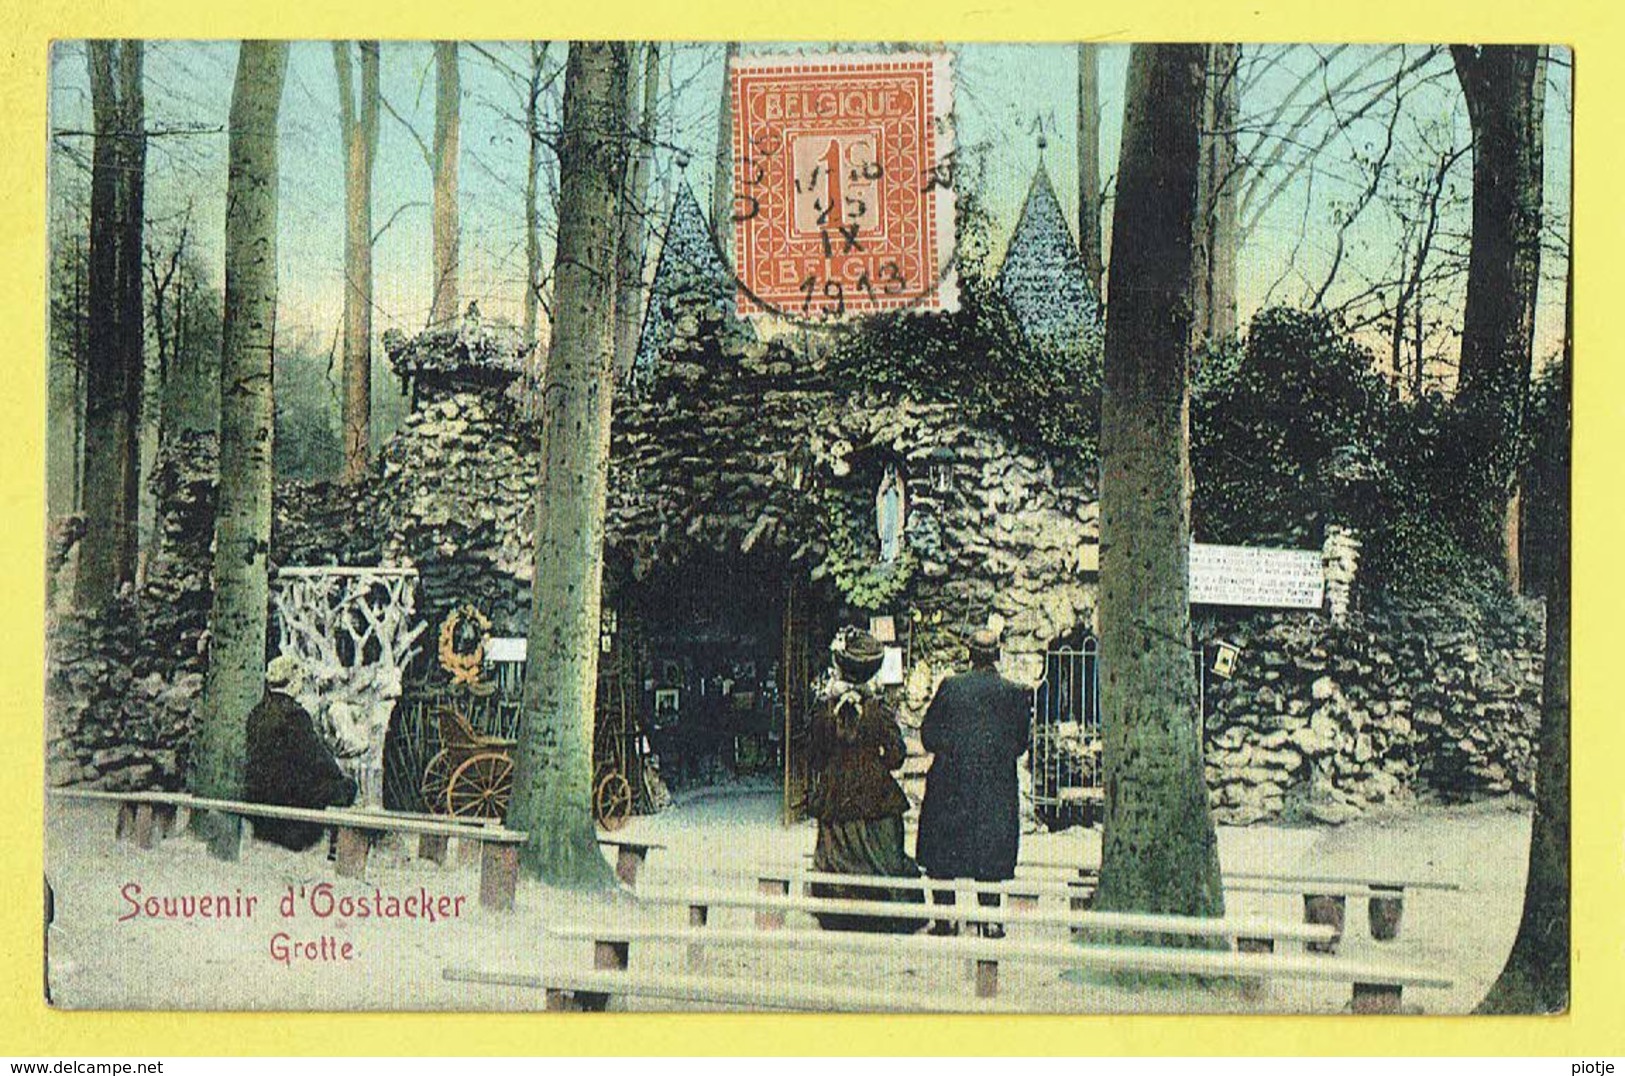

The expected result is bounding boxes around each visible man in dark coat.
[915,627,1031,935]
[244,657,357,851]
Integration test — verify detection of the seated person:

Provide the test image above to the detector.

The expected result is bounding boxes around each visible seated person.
[245,656,357,851]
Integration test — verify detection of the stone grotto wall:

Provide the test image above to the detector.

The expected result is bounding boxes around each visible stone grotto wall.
[46,313,1545,826]
[1199,601,1543,825]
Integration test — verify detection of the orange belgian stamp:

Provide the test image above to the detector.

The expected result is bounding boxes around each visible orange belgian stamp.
[729,52,957,319]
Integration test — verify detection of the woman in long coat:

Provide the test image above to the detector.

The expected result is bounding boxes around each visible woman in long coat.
[806,628,925,933]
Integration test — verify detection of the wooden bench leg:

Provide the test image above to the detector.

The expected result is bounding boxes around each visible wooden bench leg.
[1237,936,1273,999]
[1352,981,1404,1014]
[335,827,370,880]
[479,844,520,911]
[419,834,449,865]
[687,904,709,970]
[1068,881,1092,939]
[756,878,788,930]
[614,846,646,888]
[131,805,160,850]
[1304,893,1346,954]
[544,988,609,1012]
[458,836,482,866]
[594,940,630,971]
[1368,886,1405,942]
[974,958,999,999]
[115,802,137,842]
[545,988,584,1012]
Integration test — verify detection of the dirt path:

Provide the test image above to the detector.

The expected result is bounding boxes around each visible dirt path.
[45,793,1529,1013]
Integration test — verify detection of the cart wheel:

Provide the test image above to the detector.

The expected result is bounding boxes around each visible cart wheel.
[447,752,514,820]
[594,772,633,831]
[420,750,454,815]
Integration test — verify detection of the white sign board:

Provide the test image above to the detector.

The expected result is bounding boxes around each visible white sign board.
[1189,543,1325,609]
[484,636,528,664]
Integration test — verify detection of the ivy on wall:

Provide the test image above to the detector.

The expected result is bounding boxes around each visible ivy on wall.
[815,487,917,613]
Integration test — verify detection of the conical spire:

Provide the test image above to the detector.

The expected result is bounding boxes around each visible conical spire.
[996,158,1102,351]
[633,175,751,377]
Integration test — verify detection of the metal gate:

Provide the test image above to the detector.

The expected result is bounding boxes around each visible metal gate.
[1029,638,1214,832]
[1029,640,1102,831]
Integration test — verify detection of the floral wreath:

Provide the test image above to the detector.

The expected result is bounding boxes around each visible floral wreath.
[438,604,493,691]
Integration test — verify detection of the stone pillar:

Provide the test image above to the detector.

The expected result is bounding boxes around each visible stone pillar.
[1322,526,1362,625]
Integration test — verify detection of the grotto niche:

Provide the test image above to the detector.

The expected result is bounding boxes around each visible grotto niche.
[609,548,840,822]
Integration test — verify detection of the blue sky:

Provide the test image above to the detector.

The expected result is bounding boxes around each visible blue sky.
[47,41,1573,370]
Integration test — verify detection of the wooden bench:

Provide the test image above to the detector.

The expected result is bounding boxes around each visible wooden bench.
[442,965,1016,1012]
[597,838,666,888]
[329,806,499,866]
[546,923,1452,1012]
[765,867,1066,901]
[305,803,526,910]
[1020,859,1458,945]
[50,788,528,912]
[636,886,1337,953]
[49,788,189,849]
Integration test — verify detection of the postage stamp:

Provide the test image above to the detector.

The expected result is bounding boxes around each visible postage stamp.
[729,53,956,319]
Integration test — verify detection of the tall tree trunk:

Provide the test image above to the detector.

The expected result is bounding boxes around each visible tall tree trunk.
[1093,44,1226,929]
[335,41,380,483]
[522,42,547,350]
[1207,43,1239,341]
[1076,43,1104,303]
[76,40,145,610]
[119,44,148,587]
[613,42,660,381]
[430,41,461,325]
[1477,254,1569,1013]
[48,233,88,529]
[508,40,631,889]
[711,42,738,263]
[1451,45,1546,575]
[1190,43,1239,349]
[193,41,288,860]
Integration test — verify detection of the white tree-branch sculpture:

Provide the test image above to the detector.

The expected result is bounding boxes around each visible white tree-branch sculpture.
[270,567,427,807]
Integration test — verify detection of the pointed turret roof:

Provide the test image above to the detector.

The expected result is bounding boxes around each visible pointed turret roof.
[995,159,1102,351]
[633,178,752,376]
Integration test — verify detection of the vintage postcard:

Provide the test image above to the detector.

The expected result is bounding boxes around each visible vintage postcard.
[34,34,1587,1030]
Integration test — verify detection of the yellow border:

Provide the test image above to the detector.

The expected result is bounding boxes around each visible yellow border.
[4,0,1621,1056]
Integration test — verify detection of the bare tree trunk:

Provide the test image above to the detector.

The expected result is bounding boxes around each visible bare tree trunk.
[335,41,380,483]
[711,42,738,263]
[508,40,631,889]
[142,215,188,583]
[1451,45,1546,575]
[1076,43,1104,302]
[76,40,145,610]
[1208,43,1240,341]
[47,243,83,528]
[1093,44,1226,929]
[118,44,147,586]
[1477,254,1569,1013]
[430,41,461,325]
[193,41,288,860]
[1190,43,1239,349]
[613,42,660,381]
[1390,282,1408,395]
[522,42,548,350]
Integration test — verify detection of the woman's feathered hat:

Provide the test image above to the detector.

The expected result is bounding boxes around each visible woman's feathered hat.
[830,626,885,683]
